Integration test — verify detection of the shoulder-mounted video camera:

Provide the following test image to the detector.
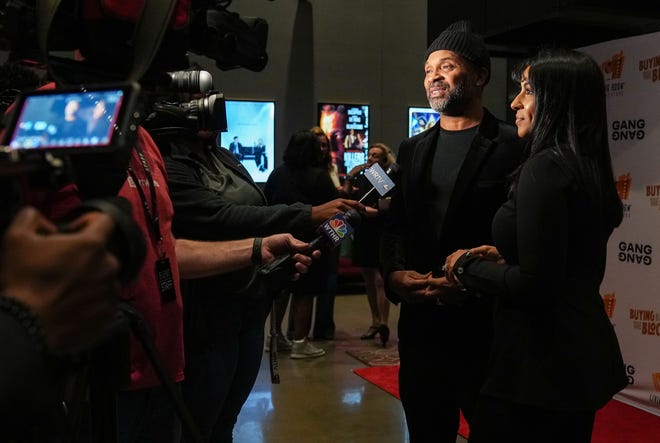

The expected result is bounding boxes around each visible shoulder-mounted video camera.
[141,69,227,136]
[0,82,145,283]
[0,0,271,81]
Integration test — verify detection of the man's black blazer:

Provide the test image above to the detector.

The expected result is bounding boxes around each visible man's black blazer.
[381,109,524,304]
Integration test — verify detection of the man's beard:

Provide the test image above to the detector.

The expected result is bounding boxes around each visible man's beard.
[428,78,473,116]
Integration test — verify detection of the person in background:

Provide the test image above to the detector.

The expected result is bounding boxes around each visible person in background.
[310,125,341,340]
[444,48,627,443]
[265,125,343,346]
[342,143,397,346]
[254,137,268,172]
[312,126,341,189]
[380,20,524,442]
[229,136,242,158]
[264,130,341,357]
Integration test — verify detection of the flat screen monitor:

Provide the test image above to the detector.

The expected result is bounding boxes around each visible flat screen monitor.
[317,102,369,179]
[218,99,275,183]
[408,106,440,137]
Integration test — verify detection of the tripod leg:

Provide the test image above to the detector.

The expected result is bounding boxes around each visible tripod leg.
[268,300,280,384]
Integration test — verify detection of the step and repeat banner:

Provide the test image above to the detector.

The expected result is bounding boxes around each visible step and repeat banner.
[581,32,660,416]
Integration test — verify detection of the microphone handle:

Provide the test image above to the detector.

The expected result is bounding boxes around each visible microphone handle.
[358,187,376,204]
[258,236,325,276]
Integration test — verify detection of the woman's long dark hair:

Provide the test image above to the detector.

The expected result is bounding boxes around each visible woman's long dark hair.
[511,48,623,227]
[283,130,323,169]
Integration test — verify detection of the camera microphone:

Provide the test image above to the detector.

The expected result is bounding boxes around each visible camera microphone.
[258,208,362,276]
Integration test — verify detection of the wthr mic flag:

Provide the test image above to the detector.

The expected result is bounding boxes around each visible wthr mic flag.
[319,212,354,247]
[364,163,395,196]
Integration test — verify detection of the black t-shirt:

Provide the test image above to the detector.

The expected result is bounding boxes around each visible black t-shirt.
[427,126,478,241]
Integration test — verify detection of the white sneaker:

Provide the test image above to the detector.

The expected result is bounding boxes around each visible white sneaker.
[264,335,293,352]
[290,338,326,359]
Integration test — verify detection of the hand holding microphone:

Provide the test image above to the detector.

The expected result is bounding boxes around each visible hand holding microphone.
[258,208,362,276]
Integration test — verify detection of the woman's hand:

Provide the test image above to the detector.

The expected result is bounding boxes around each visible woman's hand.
[444,249,470,285]
[444,245,503,285]
[470,245,503,263]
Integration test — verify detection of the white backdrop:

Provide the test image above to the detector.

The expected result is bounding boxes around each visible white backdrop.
[581,32,660,416]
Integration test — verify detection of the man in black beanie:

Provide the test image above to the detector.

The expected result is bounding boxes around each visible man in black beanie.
[381,20,523,442]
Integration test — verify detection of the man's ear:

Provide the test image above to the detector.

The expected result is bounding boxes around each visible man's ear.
[475,67,490,87]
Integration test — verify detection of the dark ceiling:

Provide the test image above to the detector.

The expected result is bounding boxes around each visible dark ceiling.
[428,0,660,59]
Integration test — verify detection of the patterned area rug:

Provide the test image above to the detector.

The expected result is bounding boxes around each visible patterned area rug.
[325,329,399,366]
[345,346,399,366]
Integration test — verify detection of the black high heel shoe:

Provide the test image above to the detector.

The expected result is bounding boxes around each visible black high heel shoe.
[378,324,390,347]
[360,325,379,340]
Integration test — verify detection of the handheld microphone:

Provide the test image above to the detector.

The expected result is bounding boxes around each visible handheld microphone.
[258,208,362,276]
[357,162,399,203]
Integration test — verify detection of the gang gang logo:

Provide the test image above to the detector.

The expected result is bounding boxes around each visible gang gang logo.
[618,241,652,265]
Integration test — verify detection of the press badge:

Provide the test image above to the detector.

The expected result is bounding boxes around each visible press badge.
[156,256,176,303]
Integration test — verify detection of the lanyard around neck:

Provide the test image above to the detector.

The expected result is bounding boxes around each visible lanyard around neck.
[127,143,163,249]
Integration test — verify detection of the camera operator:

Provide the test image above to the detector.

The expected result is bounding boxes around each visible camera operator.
[1,1,324,441]
[0,206,121,440]
[146,98,363,441]
[31,113,320,442]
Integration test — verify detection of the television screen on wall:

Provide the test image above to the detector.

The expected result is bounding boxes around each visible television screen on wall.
[218,99,275,183]
[408,106,440,137]
[317,102,369,179]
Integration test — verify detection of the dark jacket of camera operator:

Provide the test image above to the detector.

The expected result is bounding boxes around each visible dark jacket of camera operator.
[162,137,316,284]
[156,133,319,440]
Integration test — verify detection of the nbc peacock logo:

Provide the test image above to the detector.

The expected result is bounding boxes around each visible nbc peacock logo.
[329,218,348,238]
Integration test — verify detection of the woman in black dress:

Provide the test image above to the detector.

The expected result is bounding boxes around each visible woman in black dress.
[445,48,627,443]
[342,143,397,346]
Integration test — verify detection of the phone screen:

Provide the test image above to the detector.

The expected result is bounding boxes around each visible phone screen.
[7,89,125,150]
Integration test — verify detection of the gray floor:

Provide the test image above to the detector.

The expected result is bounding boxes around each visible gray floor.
[233,293,467,443]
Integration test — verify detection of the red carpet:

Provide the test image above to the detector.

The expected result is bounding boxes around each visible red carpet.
[353,365,660,442]
[354,365,470,438]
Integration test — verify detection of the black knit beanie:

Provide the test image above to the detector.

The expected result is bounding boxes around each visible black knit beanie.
[425,20,490,77]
